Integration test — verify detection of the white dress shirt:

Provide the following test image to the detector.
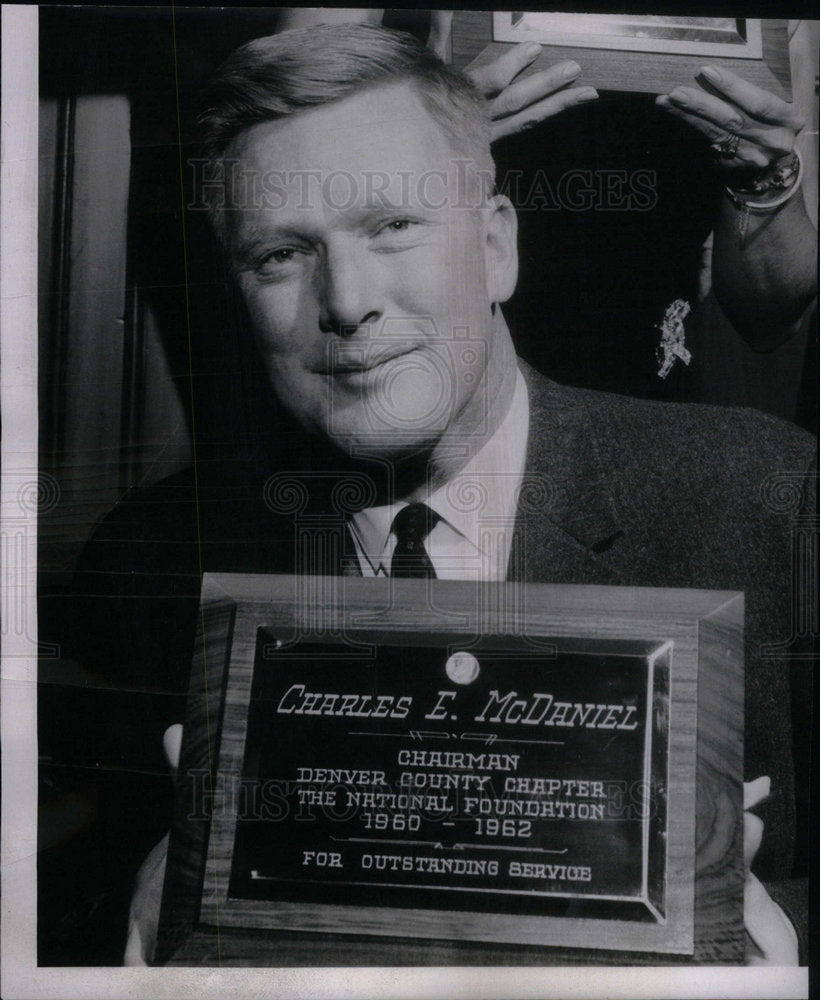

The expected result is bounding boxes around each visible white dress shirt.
[348,368,529,581]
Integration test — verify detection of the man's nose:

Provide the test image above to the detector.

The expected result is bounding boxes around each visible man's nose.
[317,243,383,336]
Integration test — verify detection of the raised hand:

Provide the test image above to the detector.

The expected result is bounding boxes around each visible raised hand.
[426,10,598,143]
[466,44,599,142]
[656,65,804,177]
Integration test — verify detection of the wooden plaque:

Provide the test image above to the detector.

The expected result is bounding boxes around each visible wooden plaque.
[452,13,791,100]
[156,574,744,966]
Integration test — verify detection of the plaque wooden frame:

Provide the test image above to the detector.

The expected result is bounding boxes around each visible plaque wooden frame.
[156,574,744,966]
[451,13,791,99]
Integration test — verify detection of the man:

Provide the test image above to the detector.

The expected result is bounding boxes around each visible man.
[69,24,814,964]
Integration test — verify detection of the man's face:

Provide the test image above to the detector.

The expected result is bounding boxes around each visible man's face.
[223,81,517,459]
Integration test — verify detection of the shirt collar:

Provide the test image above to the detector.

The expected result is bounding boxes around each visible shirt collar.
[349,367,529,574]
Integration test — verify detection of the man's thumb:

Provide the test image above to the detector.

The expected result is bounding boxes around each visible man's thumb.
[162,724,183,774]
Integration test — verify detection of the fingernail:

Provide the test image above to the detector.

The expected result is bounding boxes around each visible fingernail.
[700,65,721,83]
[668,89,690,107]
[563,60,581,79]
[525,42,541,58]
[576,88,598,102]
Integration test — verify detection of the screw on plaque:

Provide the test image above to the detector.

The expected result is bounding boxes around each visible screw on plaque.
[445,651,480,684]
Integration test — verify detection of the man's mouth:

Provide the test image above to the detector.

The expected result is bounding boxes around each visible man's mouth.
[324,343,421,375]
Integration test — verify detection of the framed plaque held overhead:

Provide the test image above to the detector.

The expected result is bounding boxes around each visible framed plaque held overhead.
[155,574,744,966]
[452,13,791,99]
[492,13,765,58]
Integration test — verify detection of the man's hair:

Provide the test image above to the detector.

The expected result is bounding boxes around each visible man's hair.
[197,23,494,241]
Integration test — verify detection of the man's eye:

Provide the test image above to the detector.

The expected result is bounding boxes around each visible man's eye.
[264,248,296,264]
[253,247,306,276]
[378,219,415,234]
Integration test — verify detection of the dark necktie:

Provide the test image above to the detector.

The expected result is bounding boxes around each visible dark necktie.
[390,503,439,578]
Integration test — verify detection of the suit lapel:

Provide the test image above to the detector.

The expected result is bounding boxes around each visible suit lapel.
[508,363,627,585]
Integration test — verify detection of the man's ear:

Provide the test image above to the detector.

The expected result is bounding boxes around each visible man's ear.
[484,194,518,306]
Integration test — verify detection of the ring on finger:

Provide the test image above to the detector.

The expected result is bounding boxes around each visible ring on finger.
[710,132,741,159]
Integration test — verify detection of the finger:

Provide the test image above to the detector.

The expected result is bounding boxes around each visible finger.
[664,88,795,157]
[743,810,763,871]
[743,775,771,811]
[426,10,453,61]
[123,922,149,967]
[698,65,805,130]
[163,723,183,774]
[125,831,170,966]
[491,87,598,141]
[660,95,795,160]
[666,86,748,133]
[656,97,771,170]
[466,41,542,96]
[744,873,799,965]
[489,61,581,118]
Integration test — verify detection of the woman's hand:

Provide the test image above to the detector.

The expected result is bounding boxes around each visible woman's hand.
[656,66,804,177]
[427,12,598,143]
[466,44,598,142]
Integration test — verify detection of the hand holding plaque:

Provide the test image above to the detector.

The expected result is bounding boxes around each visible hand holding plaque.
[427,11,600,141]
[656,64,804,176]
[463,43,599,141]
[742,777,799,965]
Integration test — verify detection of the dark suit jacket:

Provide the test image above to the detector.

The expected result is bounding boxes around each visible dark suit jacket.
[67,363,815,947]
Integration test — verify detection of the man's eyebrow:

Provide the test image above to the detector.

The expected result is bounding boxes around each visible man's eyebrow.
[349,202,445,229]
[356,195,437,215]
[231,224,307,263]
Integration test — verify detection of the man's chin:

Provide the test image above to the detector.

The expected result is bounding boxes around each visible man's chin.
[324,423,440,463]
